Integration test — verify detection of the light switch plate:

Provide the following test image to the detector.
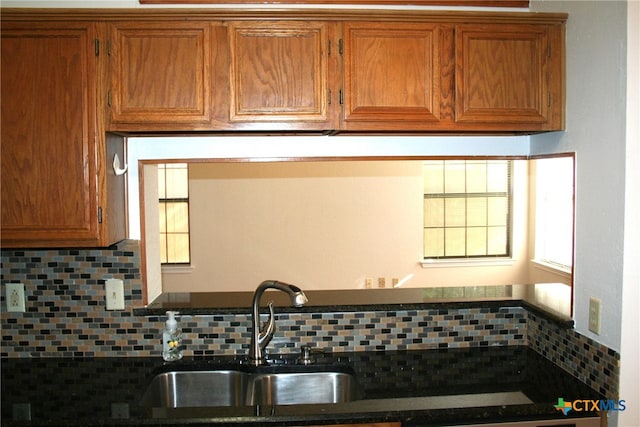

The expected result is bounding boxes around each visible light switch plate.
[105,279,125,310]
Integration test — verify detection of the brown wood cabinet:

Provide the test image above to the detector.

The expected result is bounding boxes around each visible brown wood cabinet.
[2,10,566,137]
[454,22,565,131]
[109,21,216,130]
[1,21,126,248]
[226,21,339,131]
[457,415,600,426]
[0,4,566,249]
[342,20,564,132]
[101,11,566,134]
[341,22,443,131]
[307,423,401,427]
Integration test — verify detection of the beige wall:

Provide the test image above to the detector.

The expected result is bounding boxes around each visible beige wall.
[161,160,537,292]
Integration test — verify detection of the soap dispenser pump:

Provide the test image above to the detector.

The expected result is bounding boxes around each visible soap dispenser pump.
[162,311,183,362]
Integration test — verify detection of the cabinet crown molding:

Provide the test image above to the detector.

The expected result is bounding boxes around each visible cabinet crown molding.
[0,8,567,24]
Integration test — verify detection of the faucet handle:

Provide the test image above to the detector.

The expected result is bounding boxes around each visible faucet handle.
[297,345,327,364]
[300,345,312,362]
[258,301,275,350]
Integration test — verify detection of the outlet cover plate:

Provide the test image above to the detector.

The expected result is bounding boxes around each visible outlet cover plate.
[5,283,26,312]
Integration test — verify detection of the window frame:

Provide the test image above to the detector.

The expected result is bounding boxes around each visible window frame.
[422,159,514,263]
[158,163,192,266]
[531,155,575,274]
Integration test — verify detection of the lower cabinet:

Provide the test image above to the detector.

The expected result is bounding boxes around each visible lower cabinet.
[307,424,401,427]
[452,416,601,427]
[305,417,600,427]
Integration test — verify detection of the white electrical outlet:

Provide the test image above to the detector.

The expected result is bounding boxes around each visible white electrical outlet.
[5,283,26,312]
[105,279,125,310]
[111,402,129,419]
[588,297,602,335]
[12,403,31,421]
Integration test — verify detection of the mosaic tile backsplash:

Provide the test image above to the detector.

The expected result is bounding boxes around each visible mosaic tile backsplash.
[0,240,619,398]
[528,310,620,399]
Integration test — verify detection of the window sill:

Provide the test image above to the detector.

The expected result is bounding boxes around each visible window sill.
[161,265,194,274]
[420,258,515,268]
[530,259,572,278]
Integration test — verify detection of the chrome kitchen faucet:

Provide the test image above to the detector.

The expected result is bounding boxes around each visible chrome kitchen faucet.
[248,280,308,365]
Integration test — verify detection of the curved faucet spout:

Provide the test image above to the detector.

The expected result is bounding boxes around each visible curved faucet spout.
[248,280,308,365]
[257,301,275,349]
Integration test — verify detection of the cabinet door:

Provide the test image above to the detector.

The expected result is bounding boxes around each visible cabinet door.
[455,23,564,130]
[109,22,212,129]
[342,22,441,131]
[455,415,600,426]
[1,23,106,247]
[308,423,401,427]
[228,21,337,130]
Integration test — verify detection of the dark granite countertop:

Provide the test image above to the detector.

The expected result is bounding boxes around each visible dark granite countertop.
[137,283,574,327]
[1,346,601,426]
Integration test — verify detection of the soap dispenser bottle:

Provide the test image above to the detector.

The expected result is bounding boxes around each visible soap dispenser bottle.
[162,311,183,362]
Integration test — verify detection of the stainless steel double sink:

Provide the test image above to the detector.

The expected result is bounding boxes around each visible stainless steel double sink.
[141,363,363,408]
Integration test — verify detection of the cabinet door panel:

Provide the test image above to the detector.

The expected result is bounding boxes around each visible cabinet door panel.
[308,424,401,427]
[228,21,334,129]
[1,24,100,246]
[342,22,441,129]
[455,24,551,126]
[110,22,211,127]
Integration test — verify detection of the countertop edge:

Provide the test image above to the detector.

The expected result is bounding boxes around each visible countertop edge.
[133,298,574,328]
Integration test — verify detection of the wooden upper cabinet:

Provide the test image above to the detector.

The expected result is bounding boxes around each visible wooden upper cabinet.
[227,21,338,130]
[1,22,126,248]
[342,22,443,131]
[109,22,214,130]
[104,14,564,134]
[3,10,566,138]
[454,23,564,131]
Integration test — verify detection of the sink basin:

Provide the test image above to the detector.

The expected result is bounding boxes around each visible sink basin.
[251,371,360,405]
[141,370,250,408]
[140,365,362,408]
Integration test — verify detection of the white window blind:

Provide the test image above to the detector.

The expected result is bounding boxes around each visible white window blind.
[158,163,191,264]
[533,156,574,270]
[423,160,512,259]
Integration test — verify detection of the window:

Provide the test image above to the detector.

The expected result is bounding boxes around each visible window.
[423,160,512,259]
[158,163,191,264]
[533,156,574,270]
